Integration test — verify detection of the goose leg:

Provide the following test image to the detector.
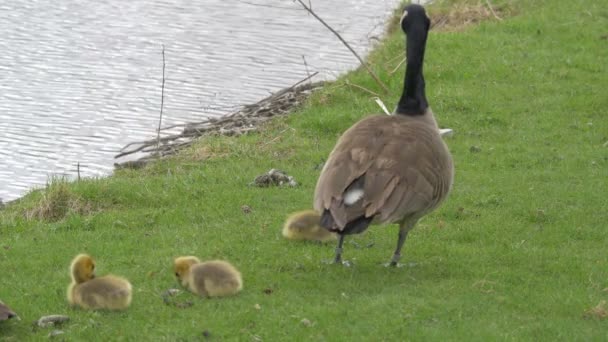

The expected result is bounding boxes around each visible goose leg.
[333,234,345,264]
[323,234,351,266]
[385,220,417,267]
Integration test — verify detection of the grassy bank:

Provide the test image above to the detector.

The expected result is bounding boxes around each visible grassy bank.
[1,0,607,340]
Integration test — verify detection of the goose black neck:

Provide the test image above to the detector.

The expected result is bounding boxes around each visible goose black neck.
[396,25,428,116]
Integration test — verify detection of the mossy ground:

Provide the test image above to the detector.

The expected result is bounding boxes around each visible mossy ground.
[1,0,607,340]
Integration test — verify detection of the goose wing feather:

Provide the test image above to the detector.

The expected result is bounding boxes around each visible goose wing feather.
[314,114,452,230]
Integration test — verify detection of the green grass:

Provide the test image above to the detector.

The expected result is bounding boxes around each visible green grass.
[2,0,608,340]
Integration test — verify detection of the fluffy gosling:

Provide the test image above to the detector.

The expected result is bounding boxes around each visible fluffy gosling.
[67,254,132,310]
[282,210,337,242]
[174,257,242,298]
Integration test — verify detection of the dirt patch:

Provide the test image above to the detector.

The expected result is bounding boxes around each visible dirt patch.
[584,300,608,320]
[385,2,511,34]
[431,2,511,31]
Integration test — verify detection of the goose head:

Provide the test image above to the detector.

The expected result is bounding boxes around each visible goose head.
[70,254,96,284]
[174,256,201,287]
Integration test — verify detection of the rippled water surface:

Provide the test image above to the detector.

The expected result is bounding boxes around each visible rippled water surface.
[0,0,402,201]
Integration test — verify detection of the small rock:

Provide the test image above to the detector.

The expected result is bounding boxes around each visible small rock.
[254,303,261,310]
[469,145,482,153]
[161,288,192,308]
[202,330,211,339]
[300,318,313,327]
[241,205,252,214]
[36,315,69,328]
[48,330,65,338]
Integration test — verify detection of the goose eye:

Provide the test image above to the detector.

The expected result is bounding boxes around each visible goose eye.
[175,272,179,277]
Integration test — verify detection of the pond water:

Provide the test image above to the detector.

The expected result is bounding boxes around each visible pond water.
[0,0,405,202]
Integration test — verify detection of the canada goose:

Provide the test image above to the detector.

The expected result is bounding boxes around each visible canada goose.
[67,254,133,310]
[174,257,243,298]
[0,301,17,321]
[313,4,453,266]
[282,210,338,242]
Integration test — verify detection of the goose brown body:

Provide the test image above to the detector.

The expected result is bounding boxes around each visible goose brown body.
[313,3,453,266]
[314,112,452,229]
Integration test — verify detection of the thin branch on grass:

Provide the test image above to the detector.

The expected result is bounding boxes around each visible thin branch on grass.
[293,0,390,94]
[156,45,166,153]
[344,80,380,97]
[263,127,296,146]
[389,56,407,75]
[484,0,503,21]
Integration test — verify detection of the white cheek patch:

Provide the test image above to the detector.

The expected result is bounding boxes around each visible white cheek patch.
[344,188,364,206]
[400,10,408,27]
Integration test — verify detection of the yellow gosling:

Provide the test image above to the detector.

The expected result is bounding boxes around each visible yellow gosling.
[282,210,337,242]
[174,257,242,298]
[67,254,132,310]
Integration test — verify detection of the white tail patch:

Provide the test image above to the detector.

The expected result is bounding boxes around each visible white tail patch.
[344,188,364,206]
[439,128,454,137]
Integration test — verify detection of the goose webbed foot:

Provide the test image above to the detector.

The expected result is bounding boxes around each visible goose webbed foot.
[321,235,351,266]
[322,258,352,267]
[383,253,403,268]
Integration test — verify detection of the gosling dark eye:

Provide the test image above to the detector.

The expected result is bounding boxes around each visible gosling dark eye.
[175,272,179,277]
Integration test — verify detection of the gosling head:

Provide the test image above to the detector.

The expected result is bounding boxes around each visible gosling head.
[400,4,430,34]
[70,254,96,284]
[174,256,201,287]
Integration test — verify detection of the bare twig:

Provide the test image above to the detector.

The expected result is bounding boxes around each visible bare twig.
[484,0,503,21]
[156,45,166,152]
[293,0,390,94]
[389,56,407,75]
[302,55,311,85]
[115,76,325,167]
[263,127,295,146]
[344,80,380,97]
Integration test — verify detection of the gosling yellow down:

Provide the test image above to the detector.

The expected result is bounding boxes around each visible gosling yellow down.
[174,257,242,298]
[67,254,132,310]
[282,210,337,242]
